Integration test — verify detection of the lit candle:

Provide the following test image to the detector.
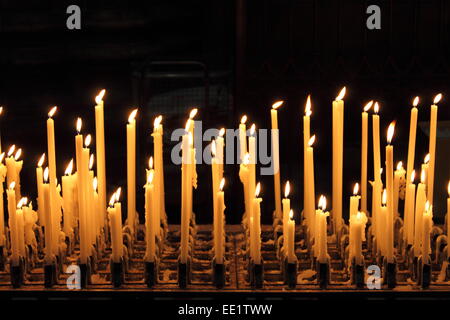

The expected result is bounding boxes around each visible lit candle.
[427,93,442,206]
[84,138,94,248]
[144,169,156,262]
[248,124,256,207]
[332,87,346,235]
[42,169,53,264]
[152,115,165,238]
[62,159,75,237]
[414,169,427,257]
[305,134,316,237]
[349,183,360,220]
[360,101,373,214]
[287,209,296,263]
[36,153,46,226]
[406,97,419,189]
[0,153,6,246]
[317,195,329,263]
[7,182,19,265]
[303,96,312,226]
[271,101,283,220]
[180,126,191,264]
[94,89,107,234]
[216,178,226,264]
[23,201,37,247]
[380,189,388,257]
[404,170,416,246]
[447,182,450,249]
[350,211,365,265]
[16,197,27,259]
[239,153,250,226]
[211,140,219,252]
[108,188,123,263]
[217,128,225,182]
[239,115,247,162]
[422,201,432,263]
[372,102,382,183]
[282,181,290,251]
[385,121,396,262]
[422,154,430,187]
[252,182,262,264]
[6,146,23,200]
[393,161,405,216]
[126,109,138,237]
[187,108,198,140]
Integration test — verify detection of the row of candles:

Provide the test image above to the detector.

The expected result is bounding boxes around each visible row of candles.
[0,87,449,275]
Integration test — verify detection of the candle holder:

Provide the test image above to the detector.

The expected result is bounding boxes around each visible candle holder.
[283,257,297,289]
[382,257,397,289]
[351,257,365,289]
[44,255,58,288]
[417,256,431,289]
[0,246,6,271]
[10,257,25,288]
[212,257,226,289]
[110,257,125,288]
[177,256,191,289]
[78,257,92,288]
[316,259,330,289]
[248,259,264,289]
[144,259,158,288]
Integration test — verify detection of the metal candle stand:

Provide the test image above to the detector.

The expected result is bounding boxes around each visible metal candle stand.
[177,256,191,289]
[10,257,25,288]
[316,259,330,289]
[283,257,297,289]
[248,259,264,288]
[212,257,225,289]
[79,257,92,288]
[417,256,431,289]
[110,257,125,288]
[351,257,365,289]
[0,246,5,271]
[382,257,397,289]
[144,259,158,288]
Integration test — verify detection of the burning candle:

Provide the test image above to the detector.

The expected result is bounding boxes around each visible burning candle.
[180,126,191,264]
[16,197,27,259]
[349,183,360,220]
[271,101,283,220]
[287,209,296,263]
[385,121,396,262]
[62,159,75,237]
[350,211,365,265]
[360,101,373,214]
[6,146,23,200]
[372,102,382,183]
[406,97,419,189]
[152,115,165,238]
[211,140,219,252]
[239,153,250,226]
[108,188,123,263]
[0,153,6,246]
[404,170,416,246]
[252,182,262,264]
[7,182,19,265]
[427,94,442,206]
[42,168,54,264]
[393,161,405,216]
[422,201,432,263]
[36,153,46,226]
[239,115,247,162]
[144,169,156,262]
[282,181,290,251]
[216,178,226,264]
[379,189,388,257]
[332,87,346,235]
[126,109,138,237]
[305,134,316,237]
[303,96,312,227]
[317,195,329,263]
[414,169,427,257]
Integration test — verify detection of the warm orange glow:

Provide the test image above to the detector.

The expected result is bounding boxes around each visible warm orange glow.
[219,128,225,137]
[0,153,4,163]
[272,100,283,109]
[318,195,327,211]
[447,181,450,197]
[289,209,294,220]
[250,124,256,135]
[380,168,383,175]
[336,87,346,101]
[14,148,21,161]
[48,106,57,118]
[0,106,3,115]
[396,161,403,171]
[413,96,419,107]
[211,140,216,157]
[9,181,15,190]
[255,182,261,197]
[353,183,359,196]
[128,109,138,123]
[38,153,45,167]
[109,193,116,206]
[410,170,415,184]
[382,189,387,205]
[421,169,426,184]
[240,115,247,124]
[93,177,98,191]
[95,89,106,104]
[424,153,430,164]
[284,181,290,198]
[424,201,431,214]
[76,118,82,133]
[243,153,250,165]
[363,101,373,112]
[17,197,27,209]
[85,134,91,148]
[305,95,312,116]
[356,211,362,220]
[189,108,198,119]
[219,178,225,191]
[115,187,122,202]
[434,93,442,104]
[7,145,15,157]
[147,170,154,184]
[308,135,316,147]
[89,154,94,170]
[185,120,190,132]
[374,102,379,114]
[149,156,153,170]
[65,159,74,175]
[387,121,396,144]
[43,167,49,183]
[154,115,162,128]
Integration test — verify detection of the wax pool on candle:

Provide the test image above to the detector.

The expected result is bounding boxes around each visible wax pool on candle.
[360,101,373,214]
[271,101,283,220]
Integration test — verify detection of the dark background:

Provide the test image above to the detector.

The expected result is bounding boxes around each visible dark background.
[0,0,449,225]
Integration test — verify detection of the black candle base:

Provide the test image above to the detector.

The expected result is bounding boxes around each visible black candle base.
[446,257,450,280]
[79,260,92,288]
[0,246,5,271]
[316,260,330,289]
[351,258,365,289]
[177,257,191,289]
[212,258,225,289]
[144,261,157,288]
[44,263,57,288]
[421,262,431,289]
[283,258,297,289]
[383,257,397,288]
[10,258,25,288]
[111,258,124,288]
[411,256,419,281]
[249,260,264,289]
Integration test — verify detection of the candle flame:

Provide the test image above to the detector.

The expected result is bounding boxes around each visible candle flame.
[433,93,442,104]
[410,170,415,183]
[109,194,116,206]
[189,108,198,119]
[0,106,3,115]
[14,148,22,161]
[9,181,15,190]
[289,209,294,220]
[424,153,430,164]
[211,140,216,157]
[425,200,430,213]
[17,197,27,209]
[93,177,98,191]
[240,115,247,124]
[308,134,316,146]
[255,182,261,197]
[76,118,82,133]
[336,87,346,101]
[0,153,4,163]
[147,170,154,184]
[380,168,384,175]
[149,156,153,169]
[219,178,225,191]
[95,89,106,104]
[89,154,94,170]
[318,195,327,211]
[128,109,138,123]
[374,102,379,114]
[412,96,419,107]
[356,211,362,220]
[387,121,396,144]
[421,169,426,184]
[305,95,312,116]
[250,123,256,135]
[363,100,373,112]
[447,181,450,197]
[396,161,403,171]
[115,187,122,202]
[243,153,250,165]
[272,100,283,109]
[382,189,387,205]
[153,115,162,128]
[65,159,74,175]
[48,106,57,118]
[219,128,225,137]
[353,183,359,195]
[85,134,91,147]
[184,120,190,132]
[284,181,290,198]
[38,153,45,167]
[7,145,15,157]
[43,167,49,183]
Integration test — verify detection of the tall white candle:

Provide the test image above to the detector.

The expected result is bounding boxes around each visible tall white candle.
[36,153,46,226]
[303,96,312,227]
[404,171,416,245]
[239,116,247,162]
[152,116,165,238]
[422,201,432,263]
[282,181,290,251]
[360,101,373,214]
[427,94,442,206]
[216,178,226,264]
[271,101,283,220]
[94,90,107,233]
[393,161,405,216]
[0,153,6,246]
[126,109,138,237]
[385,121,395,262]
[252,182,262,265]
[305,135,316,237]
[414,169,427,257]
[317,195,329,263]
[144,170,156,262]
[406,97,419,190]
[287,209,296,263]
